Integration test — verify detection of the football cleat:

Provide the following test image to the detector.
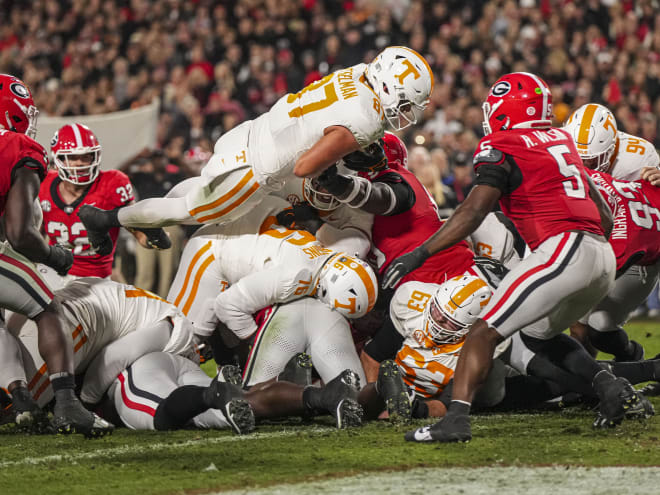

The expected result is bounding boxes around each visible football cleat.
[216,365,243,387]
[638,382,660,397]
[319,369,363,429]
[404,413,472,443]
[10,386,52,434]
[52,400,114,438]
[277,353,313,386]
[593,376,646,428]
[376,360,411,424]
[204,375,255,435]
[78,205,114,256]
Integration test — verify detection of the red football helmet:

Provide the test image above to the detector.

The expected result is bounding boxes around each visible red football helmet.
[50,123,102,185]
[0,74,39,138]
[482,72,552,135]
[382,131,408,169]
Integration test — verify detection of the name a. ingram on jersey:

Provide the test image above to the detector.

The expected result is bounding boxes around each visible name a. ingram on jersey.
[303,245,333,259]
[336,67,358,100]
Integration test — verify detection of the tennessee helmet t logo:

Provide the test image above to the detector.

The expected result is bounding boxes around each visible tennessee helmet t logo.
[395,60,421,85]
[334,297,357,314]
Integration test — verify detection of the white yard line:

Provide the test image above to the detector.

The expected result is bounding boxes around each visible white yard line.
[0,427,334,469]
[217,466,660,495]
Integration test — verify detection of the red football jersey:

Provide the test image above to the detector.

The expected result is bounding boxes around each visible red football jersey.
[474,128,603,250]
[588,170,660,269]
[0,129,48,214]
[359,162,475,287]
[39,169,134,277]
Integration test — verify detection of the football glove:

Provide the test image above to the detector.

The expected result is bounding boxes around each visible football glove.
[316,165,353,198]
[45,244,74,276]
[276,203,324,234]
[342,141,387,173]
[382,246,430,289]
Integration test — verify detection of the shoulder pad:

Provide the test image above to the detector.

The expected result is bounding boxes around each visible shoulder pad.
[473,148,505,167]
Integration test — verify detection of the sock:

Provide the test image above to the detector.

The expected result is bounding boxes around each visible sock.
[588,327,632,360]
[609,361,658,385]
[446,400,471,416]
[153,385,208,431]
[302,386,323,414]
[50,373,77,402]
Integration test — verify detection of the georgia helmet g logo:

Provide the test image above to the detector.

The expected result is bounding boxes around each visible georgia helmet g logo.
[491,81,511,97]
[9,82,30,99]
[50,131,59,148]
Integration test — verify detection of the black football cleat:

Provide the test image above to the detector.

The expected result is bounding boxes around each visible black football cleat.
[593,376,646,428]
[277,353,313,386]
[376,360,412,424]
[11,386,52,434]
[319,369,363,429]
[216,364,244,387]
[204,375,255,435]
[78,205,115,256]
[405,413,472,443]
[52,399,114,438]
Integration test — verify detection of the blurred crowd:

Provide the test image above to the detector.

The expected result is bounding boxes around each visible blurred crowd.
[2,0,660,282]
[2,0,660,210]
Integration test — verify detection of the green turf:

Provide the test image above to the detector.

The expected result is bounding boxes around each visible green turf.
[1,321,659,495]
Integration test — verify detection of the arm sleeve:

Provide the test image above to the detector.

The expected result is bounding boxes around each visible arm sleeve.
[213,266,314,340]
[473,148,521,194]
[372,172,416,215]
[79,320,172,404]
[362,315,405,362]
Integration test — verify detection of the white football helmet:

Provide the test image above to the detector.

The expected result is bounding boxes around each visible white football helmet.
[365,46,434,131]
[563,103,618,172]
[303,177,341,211]
[424,275,491,345]
[316,253,378,319]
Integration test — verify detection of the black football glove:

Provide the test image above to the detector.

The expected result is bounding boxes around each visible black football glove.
[342,141,387,173]
[315,164,354,198]
[45,244,74,276]
[276,203,324,234]
[382,246,430,289]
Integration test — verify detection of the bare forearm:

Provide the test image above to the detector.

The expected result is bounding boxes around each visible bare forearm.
[423,201,488,255]
[8,226,50,263]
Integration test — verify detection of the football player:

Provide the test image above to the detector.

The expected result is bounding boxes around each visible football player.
[575,170,660,360]
[109,353,363,432]
[304,132,503,382]
[384,72,646,443]
[76,47,434,251]
[166,195,377,344]
[0,73,112,437]
[42,123,149,278]
[1,276,198,416]
[564,104,660,358]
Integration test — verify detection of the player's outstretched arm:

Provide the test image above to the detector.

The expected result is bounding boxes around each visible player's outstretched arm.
[294,126,361,178]
[382,184,501,289]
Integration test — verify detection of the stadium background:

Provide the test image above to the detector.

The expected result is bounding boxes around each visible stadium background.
[2,1,660,493]
[4,0,659,296]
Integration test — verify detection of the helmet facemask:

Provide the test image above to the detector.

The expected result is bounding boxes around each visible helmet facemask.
[55,150,102,185]
[423,294,468,345]
[303,177,340,211]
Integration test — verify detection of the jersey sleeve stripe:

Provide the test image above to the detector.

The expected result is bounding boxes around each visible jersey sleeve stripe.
[173,241,212,308]
[182,254,216,316]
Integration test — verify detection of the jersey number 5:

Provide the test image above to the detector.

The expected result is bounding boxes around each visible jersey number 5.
[548,144,586,199]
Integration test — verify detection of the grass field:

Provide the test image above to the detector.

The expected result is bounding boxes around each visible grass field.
[1,321,659,495]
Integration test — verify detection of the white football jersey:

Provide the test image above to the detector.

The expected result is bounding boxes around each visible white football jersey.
[168,196,337,339]
[273,176,374,259]
[17,278,196,407]
[390,281,463,398]
[248,64,385,187]
[610,131,660,180]
[469,212,526,269]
